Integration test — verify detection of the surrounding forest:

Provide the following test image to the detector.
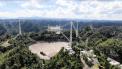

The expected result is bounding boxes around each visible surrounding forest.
[0,19,122,69]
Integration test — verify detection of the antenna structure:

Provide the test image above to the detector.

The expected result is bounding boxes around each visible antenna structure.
[72,21,79,37]
[70,21,73,47]
[76,21,79,37]
[47,21,79,54]
[2,20,9,33]
[19,19,22,35]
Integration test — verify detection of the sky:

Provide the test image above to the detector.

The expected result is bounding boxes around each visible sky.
[0,0,122,20]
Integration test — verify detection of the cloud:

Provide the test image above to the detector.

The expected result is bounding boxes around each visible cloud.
[0,0,122,20]
[21,0,42,9]
[75,1,122,20]
[0,2,4,7]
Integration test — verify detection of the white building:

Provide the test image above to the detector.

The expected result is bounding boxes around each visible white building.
[80,50,96,58]
[47,25,62,34]
[107,57,120,66]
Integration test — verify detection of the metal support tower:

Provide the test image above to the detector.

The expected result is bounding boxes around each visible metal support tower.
[70,21,73,47]
[76,22,79,37]
[3,21,9,33]
[72,21,79,37]
[90,24,93,31]
[85,38,89,47]
[19,20,22,35]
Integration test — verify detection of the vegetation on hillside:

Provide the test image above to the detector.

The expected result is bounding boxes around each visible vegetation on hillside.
[0,21,122,69]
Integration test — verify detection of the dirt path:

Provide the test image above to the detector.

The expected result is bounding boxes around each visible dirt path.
[80,57,90,69]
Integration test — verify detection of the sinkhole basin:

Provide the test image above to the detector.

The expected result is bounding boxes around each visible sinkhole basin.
[29,42,69,60]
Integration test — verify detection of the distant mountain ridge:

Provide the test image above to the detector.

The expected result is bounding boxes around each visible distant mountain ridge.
[0,19,122,36]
